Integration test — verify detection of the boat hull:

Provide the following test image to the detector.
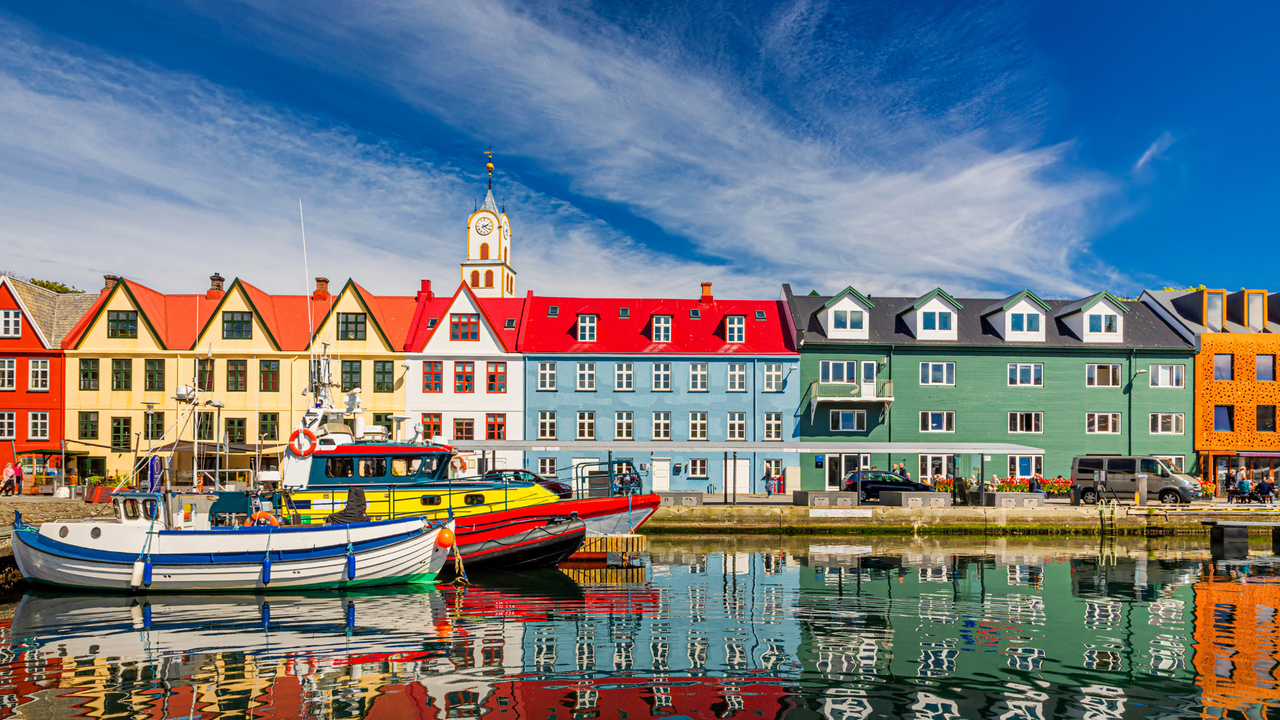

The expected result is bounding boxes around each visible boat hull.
[285,482,559,525]
[449,513,586,574]
[569,494,661,535]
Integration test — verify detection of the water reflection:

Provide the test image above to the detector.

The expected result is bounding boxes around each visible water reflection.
[1,537,1279,718]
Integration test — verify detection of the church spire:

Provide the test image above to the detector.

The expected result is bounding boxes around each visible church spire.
[484,147,494,190]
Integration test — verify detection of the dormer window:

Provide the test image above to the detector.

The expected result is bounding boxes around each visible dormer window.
[690,309,701,320]
[833,310,864,330]
[1206,292,1224,332]
[653,315,671,343]
[0,310,20,338]
[923,311,951,331]
[755,310,767,321]
[1247,292,1265,333]
[1088,314,1118,333]
[577,314,597,342]
[726,315,745,343]
[427,318,438,329]
[1010,313,1040,332]
[548,306,559,318]
[619,308,630,319]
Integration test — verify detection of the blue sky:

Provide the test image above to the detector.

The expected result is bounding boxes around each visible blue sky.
[0,1,1276,299]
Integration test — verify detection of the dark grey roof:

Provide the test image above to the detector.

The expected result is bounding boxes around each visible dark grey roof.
[6,277,99,346]
[1144,289,1280,335]
[781,284,1191,350]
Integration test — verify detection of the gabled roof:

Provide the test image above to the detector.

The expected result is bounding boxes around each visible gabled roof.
[2,277,99,348]
[820,286,875,310]
[62,278,217,350]
[980,289,1052,317]
[901,287,963,314]
[1054,291,1129,318]
[194,278,284,351]
[404,282,526,353]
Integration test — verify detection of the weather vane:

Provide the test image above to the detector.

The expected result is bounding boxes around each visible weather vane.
[484,147,494,189]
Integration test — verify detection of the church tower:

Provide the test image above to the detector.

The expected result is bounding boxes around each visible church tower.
[461,151,517,298]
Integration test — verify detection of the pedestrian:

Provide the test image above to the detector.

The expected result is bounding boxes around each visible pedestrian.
[1,463,14,496]
[763,467,774,498]
[11,462,23,497]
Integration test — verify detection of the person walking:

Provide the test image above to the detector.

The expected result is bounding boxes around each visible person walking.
[11,462,23,497]
[762,467,774,498]
[1,463,14,496]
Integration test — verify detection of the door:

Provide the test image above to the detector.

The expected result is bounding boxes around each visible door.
[652,459,671,492]
[722,458,751,494]
[919,455,955,483]
[828,454,864,489]
[1105,458,1137,495]
[861,361,877,398]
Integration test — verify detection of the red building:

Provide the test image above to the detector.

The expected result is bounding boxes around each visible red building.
[0,276,97,482]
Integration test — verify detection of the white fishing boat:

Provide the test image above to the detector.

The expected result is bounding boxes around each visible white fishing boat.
[11,491,455,592]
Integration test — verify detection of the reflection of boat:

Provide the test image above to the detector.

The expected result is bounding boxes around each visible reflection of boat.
[12,492,454,591]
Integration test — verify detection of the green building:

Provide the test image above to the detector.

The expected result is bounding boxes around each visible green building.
[782,285,1196,490]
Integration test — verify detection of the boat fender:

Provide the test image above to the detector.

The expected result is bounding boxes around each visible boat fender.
[143,604,152,629]
[261,602,271,628]
[131,604,144,629]
[143,560,153,587]
[435,527,456,548]
[130,560,145,590]
[346,553,356,581]
[346,600,355,630]
[288,428,318,457]
[262,556,272,585]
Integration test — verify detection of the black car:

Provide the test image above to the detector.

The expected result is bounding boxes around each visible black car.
[481,469,574,499]
[840,470,933,501]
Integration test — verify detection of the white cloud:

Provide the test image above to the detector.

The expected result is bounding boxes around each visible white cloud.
[1133,130,1176,176]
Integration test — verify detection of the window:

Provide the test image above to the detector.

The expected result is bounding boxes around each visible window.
[727,412,746,440]
[577,315,597,342]
[0,359,14,390]
[1213,406,1234,432]
[0,411,13,440]
[689,363,709,392]
[259,360,279,392]
[373,361,395,393]
[537,362,556,390]
[227,359,247,392]
[830,410,866,432]
[689,411,708,440]
[107,311,138,338]
[453,418,475,441]
[141,359,164,392]
[548,306,559,318]
[78,359,98,391]
[764,412,783,440]
[111,358,132,391]
[615,411,634,440]
[764,459,782,478]
[614,363,633,391]
[1149,413,1185,435]
[486,362,507,393]
[763,363,784,392]
[1088,314,1118,333]
[1086,364,1121,387]
[727,364,747,392]
[423,361,443,392]
[1214,354,1233,381]
[1010,313,1040,332]
[538,457,557,476]
[833,309,864,330]
[486,413,506,440]
[652,315,672,342]
[78,411,98,440]
[28,359,49,391]
[337,313,367,341]
[726,316,745,343]
[258,412,279,441]
[197,358,214,392]
[1006,363,1042,387]
[196,412,213,441]
[143,411,164,440]
[1008,412,1043,433]
[427,318,438,329]
[1086,413,1122,434]
[28,411,48,441]
[689,459,708,478]
[225,418,246,444]
[619,308,630,319]
[504,318,515,329]
[0,309,20,337]
[690,309,701,320]
[923,311,952,331]
[919,411,955,433]
[1149,364,1185,388]
[819,360,857,383]
[449,313,479,341]
[652,412,671,440]
[1259,355,1276,382]
[421,413,442,439]
[1008,455,1043,478]
[653,363,672,391]
[1258,406,1277,433]
[577,362,596,391]
[454,361,474,393]
[111,417,132,450]
[919,362,956,386]
[538,411,557,440]
[222,311,252,339]
[577,411,595,440]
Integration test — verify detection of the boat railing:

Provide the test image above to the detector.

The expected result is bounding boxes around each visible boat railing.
[289,478,528,523]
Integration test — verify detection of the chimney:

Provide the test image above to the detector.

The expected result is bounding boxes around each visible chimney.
[103,275,119,291]
[312,277,330,300]
[416,279,434,301]
[206,272,225,300]
[700,281,714,304]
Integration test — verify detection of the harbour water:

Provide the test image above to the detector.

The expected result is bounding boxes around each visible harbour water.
[0,535,1276,719]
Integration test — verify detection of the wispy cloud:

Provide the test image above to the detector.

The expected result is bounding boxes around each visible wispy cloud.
[1132,130,1176,176]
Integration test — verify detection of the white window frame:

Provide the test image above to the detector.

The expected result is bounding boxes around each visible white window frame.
[1008,411,1043,434]
[538,410,557,440]
[763,363,784,392]
[576,411,595,440]
[538,457,557,476]
[830,409,867,432]
[577,315,597,342]
[1088,314,1119,334]
[923,311,952,331]
[726,315,745,343]
[689,411,708,440]
[652,315,671,343]
[28,411,48,441]
[0,358,14,391]
[919,362,955,386]
[833,309,864,330]
[1007,363,1043,387]
[1086,364,1122,387]
[28,358,49,391]
[689,458,708,478]
[1149,364,1185,388]
[1007,455,1043,478]
[764,412,782,440]
[537,362,557,391]
[819,360,857,384]
[615,411,634,440]
[576,362,596,391]
[727,363,747,392]
[689,363,708,392]
[1086,412,1122,434]
[919,411,955,433]
[653,363,672,391]
[1149,413,1185,435]
[1010,313,1041,333]
[0,411,14,440]
[614,362,633,391]
[727,412,746,440]
[652,412,671,440]
[1155,455,1185,472]
[764,458,783,477]
[0,310,21,338]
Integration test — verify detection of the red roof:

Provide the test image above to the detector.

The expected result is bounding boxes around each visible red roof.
[518,295,796,354]
[403,283,527,353]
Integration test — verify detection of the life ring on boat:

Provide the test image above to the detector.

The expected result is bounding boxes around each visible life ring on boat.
[288,428,318,457]
[452,456,468,472]
[243,511,281,527]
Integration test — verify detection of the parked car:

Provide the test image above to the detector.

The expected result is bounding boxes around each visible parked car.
[1070,456,1203,505]
[841,470,934,502]
[481,469,574,499]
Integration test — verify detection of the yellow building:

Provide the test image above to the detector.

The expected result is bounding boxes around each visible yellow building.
[62,273,415,482]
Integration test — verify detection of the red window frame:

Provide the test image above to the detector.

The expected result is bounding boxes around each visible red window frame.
[487,362,507,393]
[453,418,474,441]
[422,413,442,439]
[454,362,475,393]
[450,313,480,341]
[486,413,507,440]
[423,361,443,393]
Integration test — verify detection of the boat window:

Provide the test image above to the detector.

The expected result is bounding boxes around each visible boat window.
[359,457,387,478]
[142,499,158,520]
[417,455,444,477]
[123,499,140,520]
[391,457,423,477]
[420,495,442,506]
[464,494,486,506]
[325,458,354,478]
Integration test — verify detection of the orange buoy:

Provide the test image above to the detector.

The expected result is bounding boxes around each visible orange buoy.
[435,527,456,548]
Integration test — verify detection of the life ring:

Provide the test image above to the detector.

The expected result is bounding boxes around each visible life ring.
[288,428,318,457]
[244,511,280,527]
[451,456,468,472]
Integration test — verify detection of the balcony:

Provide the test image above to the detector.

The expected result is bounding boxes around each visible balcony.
[806,380,895,422]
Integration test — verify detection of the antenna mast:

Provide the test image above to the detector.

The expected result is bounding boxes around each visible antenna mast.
[300,200,316,407]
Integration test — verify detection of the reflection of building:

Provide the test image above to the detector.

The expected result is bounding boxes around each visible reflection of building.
[1192,573,1280,714]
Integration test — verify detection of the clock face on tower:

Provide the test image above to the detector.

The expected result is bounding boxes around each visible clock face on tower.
[475,217,494,235]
